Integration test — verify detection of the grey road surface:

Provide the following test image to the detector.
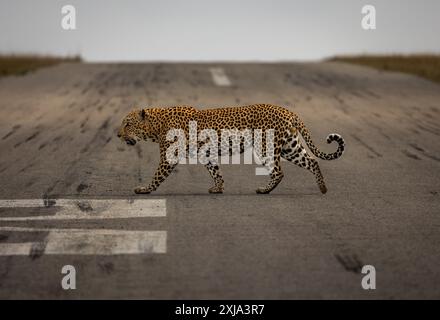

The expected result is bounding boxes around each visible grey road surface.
[0,62,439,299]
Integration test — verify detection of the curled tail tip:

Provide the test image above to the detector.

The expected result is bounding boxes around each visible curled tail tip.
[326,133,345,159]
[326,133,343,144]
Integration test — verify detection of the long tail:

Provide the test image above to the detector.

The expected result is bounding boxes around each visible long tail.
[292,114,345,160]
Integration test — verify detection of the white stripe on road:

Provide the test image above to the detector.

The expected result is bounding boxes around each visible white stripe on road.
[0,199,47,207]
[0,199,166,221]
[255,167,270,175]
[0,242,35,255]
[209,67,231,86]
[0,227,166,255]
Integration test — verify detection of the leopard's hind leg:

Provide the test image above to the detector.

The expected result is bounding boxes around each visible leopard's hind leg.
[282,133,327,194]
[256,154,284,194]
[205,161,224,193]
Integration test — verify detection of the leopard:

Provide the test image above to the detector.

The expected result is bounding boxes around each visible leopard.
[117,104,345,194]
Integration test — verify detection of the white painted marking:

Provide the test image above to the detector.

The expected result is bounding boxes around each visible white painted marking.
[209,67,231,86]
[0,242,35,255]
[0,199,46,207]
[0,227,166,255]
[255,167,270,175]
[0,199,166,221]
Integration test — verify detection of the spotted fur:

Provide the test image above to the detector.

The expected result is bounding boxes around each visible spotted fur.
[117,104,345,194]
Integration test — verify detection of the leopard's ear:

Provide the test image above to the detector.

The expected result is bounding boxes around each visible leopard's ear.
[140,109,147,120]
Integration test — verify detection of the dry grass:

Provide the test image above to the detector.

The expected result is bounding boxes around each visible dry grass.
[0,55,81,77]
[329,54,440,84]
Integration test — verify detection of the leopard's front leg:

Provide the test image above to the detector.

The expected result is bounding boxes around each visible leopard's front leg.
[255,141,284,194]
[205,161,224,194]
[134,161,177,194]
[134,141,177,194]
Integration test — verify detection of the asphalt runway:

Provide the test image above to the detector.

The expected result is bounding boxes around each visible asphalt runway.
[0,62,439,299]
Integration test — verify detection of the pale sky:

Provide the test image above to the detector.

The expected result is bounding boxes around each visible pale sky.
[0,0,439,61]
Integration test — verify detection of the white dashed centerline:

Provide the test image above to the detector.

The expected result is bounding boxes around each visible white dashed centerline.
[209,67,231,86]
[208,68,270,175]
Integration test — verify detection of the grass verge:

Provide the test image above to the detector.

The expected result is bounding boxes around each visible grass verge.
[329,54,440,84]
[0,55,81,77]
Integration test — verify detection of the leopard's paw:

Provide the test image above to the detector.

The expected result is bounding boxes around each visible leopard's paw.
[134,186,152,194]
[256,187,271,194]
[208,186,224,194]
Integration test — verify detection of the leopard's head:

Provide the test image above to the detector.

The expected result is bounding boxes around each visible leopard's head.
[117,109,158,146]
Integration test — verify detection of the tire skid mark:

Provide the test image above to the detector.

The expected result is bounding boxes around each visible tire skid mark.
[98,261,115,274]
[421,111,437,120]
[2,125,21,140]
[52,135,63,143]
[135,144,142,159]
[410,128,420,135]
[364,89,382,99]
[409,143,440,163]
[80,116,89,129]
[351,134,382,157]
[29,241,47,260]
[76,183,89,193]
[13,130,41,148]
[414,123,440,137]
[335,253,363,273]
[136,144,144,183]
[81,116,112,154]
[404,111,440,136]
[333,94,350,115]
[418,117,440,130]
[373,112,382,119]
[361,117,391,141]
[0,256,12,281]
[18,162,35,173]
[402,149,421,160]
[25,131,40,142]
